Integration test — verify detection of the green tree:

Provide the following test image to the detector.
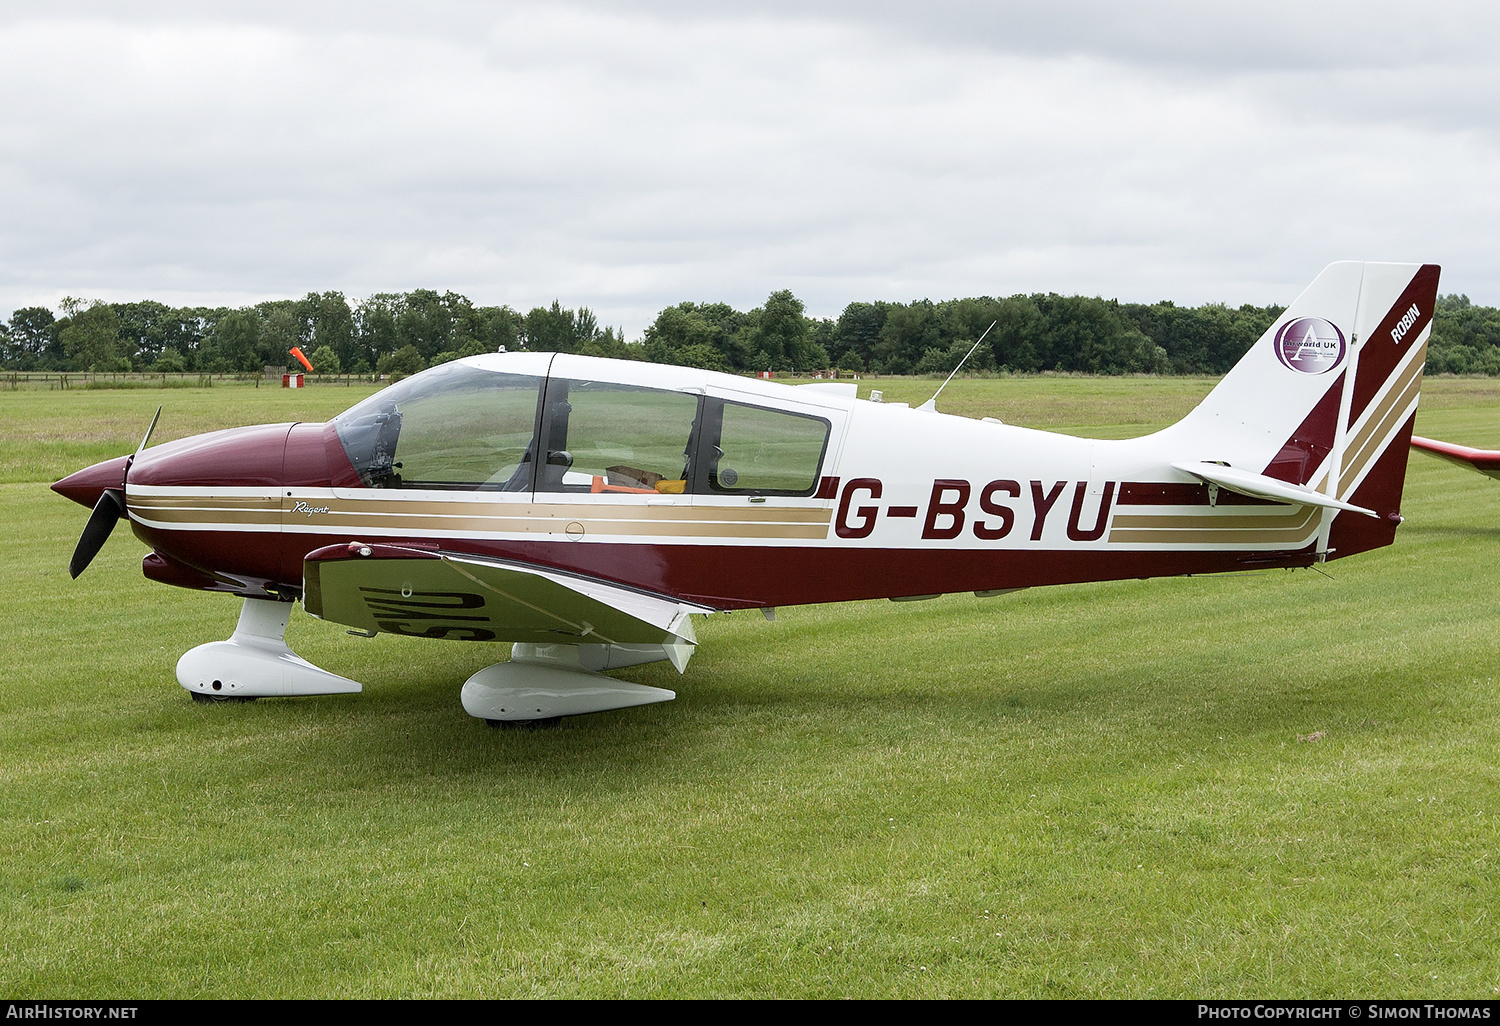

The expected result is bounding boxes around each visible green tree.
[579,326,640,361]
[1429,293,1500,374]
[524,301,578,352]
[377,344,426,380]
[307,345,341,374]
[356,294,402,370]
[205,309,261,373]
[1031,294,1166,374]
[986,297,1044,371]
[152,348,187,372]
[746,290,824,371]
[257,302,304,371]
[3,306,59,369]
[306,292,356,369]
[833,301,886,370]
[641,302,748,369]
[471,305,524,351]
[397,289,455,360]
[869,300,940,374]
[59,299,128,371]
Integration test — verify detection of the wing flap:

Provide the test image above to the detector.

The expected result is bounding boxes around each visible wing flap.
[304,543,705,645]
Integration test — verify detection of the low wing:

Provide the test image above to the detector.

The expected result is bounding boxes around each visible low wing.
[303,542,708,645]
[1410,436,1500,480]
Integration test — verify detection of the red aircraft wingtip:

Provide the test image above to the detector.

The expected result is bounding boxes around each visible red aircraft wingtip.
[1410,436,1500,476]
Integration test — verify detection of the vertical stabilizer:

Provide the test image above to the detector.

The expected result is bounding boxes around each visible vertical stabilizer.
[1161,261,1438,560]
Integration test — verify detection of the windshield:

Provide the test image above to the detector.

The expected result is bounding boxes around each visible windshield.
[333,363,544,489]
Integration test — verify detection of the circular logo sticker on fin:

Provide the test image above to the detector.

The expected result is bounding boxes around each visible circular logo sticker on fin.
[1275,317,1346,374]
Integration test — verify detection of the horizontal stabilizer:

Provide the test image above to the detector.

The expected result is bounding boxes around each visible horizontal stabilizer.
[1170,461,1378,518]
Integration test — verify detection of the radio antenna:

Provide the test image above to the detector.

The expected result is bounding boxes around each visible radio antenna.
[919,320,997,412]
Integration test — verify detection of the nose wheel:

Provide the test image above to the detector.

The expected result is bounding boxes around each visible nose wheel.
[486,717,563,729]
[190,692,257,704]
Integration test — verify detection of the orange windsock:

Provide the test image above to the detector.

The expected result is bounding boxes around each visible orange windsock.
[289,346,314,373]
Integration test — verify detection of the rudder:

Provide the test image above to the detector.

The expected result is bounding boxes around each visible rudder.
[1325,263,1440,559]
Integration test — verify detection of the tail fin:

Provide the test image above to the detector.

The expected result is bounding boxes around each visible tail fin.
[1163,261,1440,559]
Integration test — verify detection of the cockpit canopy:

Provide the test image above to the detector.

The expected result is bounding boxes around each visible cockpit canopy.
[333,357,832,496]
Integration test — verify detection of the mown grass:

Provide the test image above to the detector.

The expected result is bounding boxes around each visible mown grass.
[0,382,381,486]
[2,377,1499,997]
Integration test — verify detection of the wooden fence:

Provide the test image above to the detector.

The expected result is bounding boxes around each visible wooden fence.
[3,371,377,390]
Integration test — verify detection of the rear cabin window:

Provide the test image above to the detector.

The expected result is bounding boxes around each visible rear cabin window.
[702,400,830,496]
[537,379,701,494]
[333,364,543,490]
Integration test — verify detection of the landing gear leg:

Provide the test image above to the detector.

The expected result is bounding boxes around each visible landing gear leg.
[177,597,364,701]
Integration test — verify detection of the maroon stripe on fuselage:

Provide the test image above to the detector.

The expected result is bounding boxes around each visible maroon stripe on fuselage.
[131,522,284,588]
[290,532,1319,607]
[137,519,1321,607]
[1116,482,1280,507]
[1348,264,1440,426]
[1261,371,1343,485]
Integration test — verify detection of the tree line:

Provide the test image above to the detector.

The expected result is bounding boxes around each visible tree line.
[2,287,1496,377]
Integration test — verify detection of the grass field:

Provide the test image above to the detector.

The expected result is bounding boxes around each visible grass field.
[3,375,1500,998]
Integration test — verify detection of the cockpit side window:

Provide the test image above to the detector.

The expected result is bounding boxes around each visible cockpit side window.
[695,399,830,496]
[536,378,702,494]
[333,364,544,490]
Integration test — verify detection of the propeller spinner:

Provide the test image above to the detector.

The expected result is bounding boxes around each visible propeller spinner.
[58,406,161,579]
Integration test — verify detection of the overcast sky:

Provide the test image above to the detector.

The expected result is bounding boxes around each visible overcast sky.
[2,1,1498,333]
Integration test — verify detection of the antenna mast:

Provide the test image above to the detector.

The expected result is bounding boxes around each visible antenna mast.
[918,320,997,412]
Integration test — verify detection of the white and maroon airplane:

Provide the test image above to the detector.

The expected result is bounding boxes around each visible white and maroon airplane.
[54,261,1440,724]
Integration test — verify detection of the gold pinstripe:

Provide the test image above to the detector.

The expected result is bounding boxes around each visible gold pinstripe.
[128,496,279,510]
[1108,506,1321,545]
[128,493,833,540]
[131,510,283,526]
[1107,476,1325,545]
[1111,507,1303,530]
[1338,341,1426,497]
[129,493,832,523]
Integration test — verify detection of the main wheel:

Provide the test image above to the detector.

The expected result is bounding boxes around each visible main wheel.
[486,717,563,730]
[190,692,256,704]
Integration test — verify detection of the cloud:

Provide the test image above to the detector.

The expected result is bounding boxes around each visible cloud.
[2,1,1497,331]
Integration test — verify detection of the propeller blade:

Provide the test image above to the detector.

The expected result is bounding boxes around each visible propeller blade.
[69,489,125,579]
[135,405,162,460]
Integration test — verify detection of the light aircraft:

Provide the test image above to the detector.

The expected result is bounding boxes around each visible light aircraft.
[1410,436,1500,479]
[54,261,1440,725]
